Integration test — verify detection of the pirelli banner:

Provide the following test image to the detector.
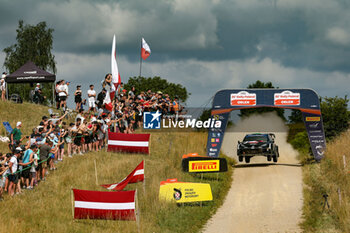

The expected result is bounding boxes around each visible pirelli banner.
[207,89,326,162]
[182,157,228,173]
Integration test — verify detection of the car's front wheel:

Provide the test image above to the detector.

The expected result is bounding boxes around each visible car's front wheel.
[238,156,243,162]
[245,156,251,163]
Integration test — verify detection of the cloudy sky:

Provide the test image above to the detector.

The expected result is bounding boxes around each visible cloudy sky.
[0,0,349,107]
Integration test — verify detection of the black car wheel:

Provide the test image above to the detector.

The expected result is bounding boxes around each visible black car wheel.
[273,155,278,162]
[267,155,271,161]
[245,156,251,163]
[238,156,243,162]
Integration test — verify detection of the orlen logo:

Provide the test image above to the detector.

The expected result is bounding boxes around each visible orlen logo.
[189,160,220,172]
[231,91,256,106]
[274,91,300,106]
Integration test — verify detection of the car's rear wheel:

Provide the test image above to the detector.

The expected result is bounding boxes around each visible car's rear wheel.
[267,155,271,161]
[245,156,251,163]
[238,156,243,162]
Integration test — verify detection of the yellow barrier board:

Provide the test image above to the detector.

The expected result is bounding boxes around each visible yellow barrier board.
[188,160,220,172]
[159,181,213,203]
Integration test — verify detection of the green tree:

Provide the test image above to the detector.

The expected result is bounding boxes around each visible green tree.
[321,96,350,139]
[3,20,56,103]
[288,109,303,123]
[124,76,189,102]
[239,80,285,120]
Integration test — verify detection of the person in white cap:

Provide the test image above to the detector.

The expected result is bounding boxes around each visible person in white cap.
[0,72,6,101]
[10,122,23,149]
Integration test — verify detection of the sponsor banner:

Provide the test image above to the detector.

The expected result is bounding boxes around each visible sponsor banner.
[159,180,212,203]
[73,189,136,220]
[182,157,228,173]
[230,91,256,106]
[107,131,150,154]
[274,91,300,106]
[189,160,220,172]
[206,112,230,157]
[306,117,320,121]
[303,112,326,161]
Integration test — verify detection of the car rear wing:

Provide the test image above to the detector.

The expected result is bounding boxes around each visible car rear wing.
[269,133,276,139]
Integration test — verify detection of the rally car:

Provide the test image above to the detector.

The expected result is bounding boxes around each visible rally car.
[237,133,279,163]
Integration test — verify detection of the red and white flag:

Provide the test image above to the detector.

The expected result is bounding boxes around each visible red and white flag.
[107,131,150,154]
[104,34,121,108]
[73,189,136,220]
[141,38,151,60]
[101,160,144,191]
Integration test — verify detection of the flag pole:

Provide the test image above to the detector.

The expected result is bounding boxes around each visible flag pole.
[94,160,98,185]
[139,39,143,77]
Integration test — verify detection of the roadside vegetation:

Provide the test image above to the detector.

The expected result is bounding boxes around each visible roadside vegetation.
[0,101,234,233]
[287,96,350,232]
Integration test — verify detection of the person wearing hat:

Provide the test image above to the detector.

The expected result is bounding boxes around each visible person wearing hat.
[74,85,82,111]
[0,73,6,101]
[10,122,23,149]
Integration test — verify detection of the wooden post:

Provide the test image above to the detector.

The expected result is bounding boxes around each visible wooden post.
[71,188,74,219]
[143,160,146,195]
[135,189,140,233]
[337,188,342,203]
[343,155,346,170]
[94,160,98,185]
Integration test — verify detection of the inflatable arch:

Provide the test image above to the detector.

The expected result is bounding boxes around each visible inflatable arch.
[206,89,326,162]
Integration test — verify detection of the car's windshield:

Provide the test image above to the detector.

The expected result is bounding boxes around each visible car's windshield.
[243,135,268,142]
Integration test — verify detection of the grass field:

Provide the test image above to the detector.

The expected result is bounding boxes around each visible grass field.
[0,101,234,233]
[301,130,350,233]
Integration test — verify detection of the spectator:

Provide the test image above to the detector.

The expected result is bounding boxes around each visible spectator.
[58,80,69,111]
[10,122,23,150]
[74,85,82,111]
[97,88,106,109]
[87,84,96,112]
[1,73,6,101]
[8,150,20,197]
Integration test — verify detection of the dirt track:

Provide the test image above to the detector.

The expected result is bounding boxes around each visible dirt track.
[203,113,303,233]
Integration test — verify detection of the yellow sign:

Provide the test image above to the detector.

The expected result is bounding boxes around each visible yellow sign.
[159,181,213,203]
[189,160,220,172]
[306,117,320,121]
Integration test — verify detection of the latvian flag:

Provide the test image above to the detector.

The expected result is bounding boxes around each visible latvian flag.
[73,189,136,220]
[101,160,144,191]
[107,131,150,154]
[141,38,151,60]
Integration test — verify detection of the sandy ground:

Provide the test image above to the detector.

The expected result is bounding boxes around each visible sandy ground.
[203,113,303,233]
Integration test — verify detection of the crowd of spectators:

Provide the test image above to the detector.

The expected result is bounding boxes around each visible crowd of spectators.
[0,75,183,200]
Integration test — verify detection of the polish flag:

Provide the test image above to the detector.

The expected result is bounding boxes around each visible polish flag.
[104,35,121,106]
[141,38,151,60]
[73,189,136,220]
[107,131,150,154]
[101,161,144,191]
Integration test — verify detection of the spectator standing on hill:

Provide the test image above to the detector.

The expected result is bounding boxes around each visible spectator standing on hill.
[58,80,69,111]
[1,73,6,101]
[97,88,106,109]
[8,150,20,197]
[39,141,51,181]
[11,122,23,149]
[74,85,82,111]
[87,84,96,112]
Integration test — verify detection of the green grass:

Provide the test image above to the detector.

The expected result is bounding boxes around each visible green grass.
[0,101,234,233]
[300,131,350,233]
